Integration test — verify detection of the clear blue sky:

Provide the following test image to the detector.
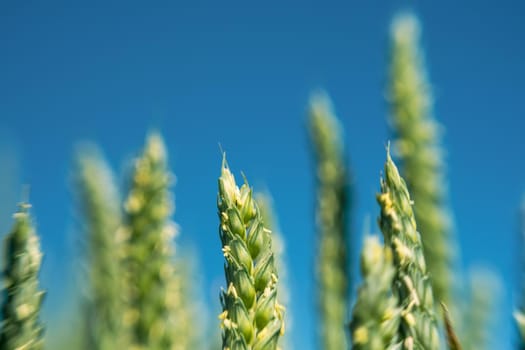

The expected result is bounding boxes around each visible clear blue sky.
[0,1,523,349]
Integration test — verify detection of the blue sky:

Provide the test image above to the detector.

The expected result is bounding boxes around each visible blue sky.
[0,1,524,348]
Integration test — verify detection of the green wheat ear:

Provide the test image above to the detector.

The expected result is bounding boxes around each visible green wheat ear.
[350,235,400,350]
[308,91,350,350]
[75,145,123,350]
[255,192,291,350]
[122,132,180,350]
[217,157,284,350]
[377,150,439,350]
[461,270,499,350]
[0,203,45,350]
[388,13,456,307]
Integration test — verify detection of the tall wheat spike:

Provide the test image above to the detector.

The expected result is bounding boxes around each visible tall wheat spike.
[377,150,439,350]
[350,235,400,350]
[308,92,350,350]
[75,146,123,350]
[121,133,180,350]
[217,158,284,350]
[388,13,455,306]
[0,203,45,350]
[461,270,499,350]
[255,192,291,350]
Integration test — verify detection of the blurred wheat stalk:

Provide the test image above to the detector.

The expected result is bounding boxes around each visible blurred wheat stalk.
[0,203,45,350]
[121,133,182,350]
[388,13,455,308]
[308,92,350,350]
[76,146,123,350]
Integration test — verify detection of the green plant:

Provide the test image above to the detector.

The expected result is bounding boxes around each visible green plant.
[75,146,123,350]
[388,13,455,307]
[461,270,499,350]
[0,203,45,350]
[121,133,180,350]
[350,235,400,350]
[255,192,291,350]
[217,158,284,350]
[171,251,204,350]
[376,150,439,350]
[308,92,350,350]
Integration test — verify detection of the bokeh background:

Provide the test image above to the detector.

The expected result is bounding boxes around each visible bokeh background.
[0,1,523,349]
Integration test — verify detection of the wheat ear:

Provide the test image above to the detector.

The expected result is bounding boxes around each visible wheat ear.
[377,150,439,350]
[388,13,455,307]
[75,146,124,350]
[0,203,45,350]
[122,133,180,350]
[308,92,350,350]
[217,158,284,350]
[350,235,400,350]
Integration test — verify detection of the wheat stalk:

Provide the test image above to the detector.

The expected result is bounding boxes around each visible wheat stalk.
[350,235,400,350]
[121,133,180,350]
[171,251,204,350]
[388,13,455,307]
[461,270,499,350]
[217,157,284,350]
[255,192,291,350]
[308,92,350,350]
[75,146,124,350]
[376,150,439,350]
[0,203,45,350]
